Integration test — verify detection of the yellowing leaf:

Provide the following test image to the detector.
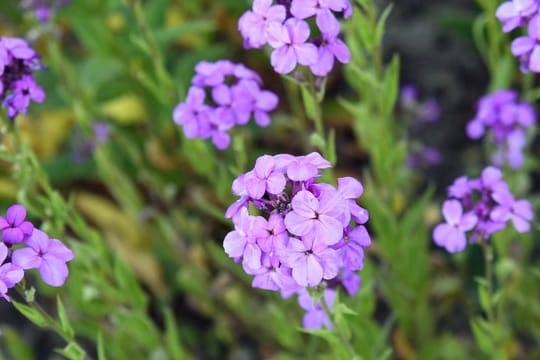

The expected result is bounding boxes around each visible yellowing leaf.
[99,94,147,124]
[74,191,168,297]
[19,110,73,158]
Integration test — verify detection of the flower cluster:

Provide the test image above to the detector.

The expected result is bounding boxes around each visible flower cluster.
[21,0,71,23]
[496,0,540,72]
[0,204,74,301]
[0,37,46,119]
[433,166,533,253]
[238,0,352,75]
[223,152,370,326]
[173,60,278,150]
[466,90,535,169]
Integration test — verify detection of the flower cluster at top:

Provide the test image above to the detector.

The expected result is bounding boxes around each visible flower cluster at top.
[433,166,533,253]
[223,152,370,327]
[0,204,74,301]
[496,0,540,72]
[0,37,46,119]
[238,0,352,75]
[467,90,535,169]
[21,0,71,23]
[173,60,278,150]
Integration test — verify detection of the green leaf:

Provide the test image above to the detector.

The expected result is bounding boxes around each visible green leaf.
[56,342,86,360]
[12,301,47,327]
[470,318,493,354]
[301,85,317,121]
[164,308,190,360]
[309,132,326,151]
[57,297,75,339]
[477,284,490,313]
[375,4,394,46]
[380,55,400,115]
[0,328,34,360]
[97,332,107,360]
[327,129,337,165]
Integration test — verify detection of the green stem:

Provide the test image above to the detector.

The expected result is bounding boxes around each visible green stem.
[15,287,92,359]
[481,240,495,323]
[320,295,360,360]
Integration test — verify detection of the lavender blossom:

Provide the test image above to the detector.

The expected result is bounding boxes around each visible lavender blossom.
[0,37,45,118]
[467,89,535,169]
[238,0,352,76]
[0,204,74,300]
[432,167,533,252]
[12,229,74,287]
[173,60,278,150]
[224,153,371,327]
[21,0,72,23]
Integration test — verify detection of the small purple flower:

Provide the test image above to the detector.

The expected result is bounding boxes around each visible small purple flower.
[267,18,318,74]
[0,37,45,118]
[297,288,335,329]
[286,152,331,181]
[238,0,287,48]
[284,190,345,246]
[11,229,74,287]
[223,208,264,270]
[433,200,477,253]
[21,0,72,23]
[491,189,534,233]
[0,243,24,301]
[279,236,339,287]
[333,225,371,271]
[467,89,536,169]
[290,0,347,35]
[496,0,538,32]
[0,204,34,245]
[309,21,351,76]
[173,60,278,149]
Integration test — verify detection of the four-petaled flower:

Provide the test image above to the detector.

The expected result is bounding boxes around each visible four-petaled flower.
[12,229,74,287]
[433,200,477,253]
[0,204,34,245]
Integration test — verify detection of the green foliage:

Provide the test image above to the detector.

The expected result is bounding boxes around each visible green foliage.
[0,0,538,359]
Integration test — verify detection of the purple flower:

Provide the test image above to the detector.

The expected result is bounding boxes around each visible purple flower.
[223,208,264,270]
[251,253,298,291]
[224,152,370,319]
[496,0,538,32]
[491,190,534,233]
[279,236,339,287]
[286,152,331,181]
[256,213,289,253]
[244,155,287,199]
[173,87,211,139]
[290,0,347,35]
[4,75,46,118]
[0,204,34,245]
[238,0,287,48]
[333,225,371,271]
[467,89,535,169]
[173,60,278,149]
[297,288,335,329]
[433,200,477,253]
[21,0,71,23]
[267,19,318,74]
[434,166,532,252]
[340,269,361,296]
[0,243,24,301]
[11,229,74,287]
[0,37,45,118]
[284,190,344,246]
[309,21,351,76]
